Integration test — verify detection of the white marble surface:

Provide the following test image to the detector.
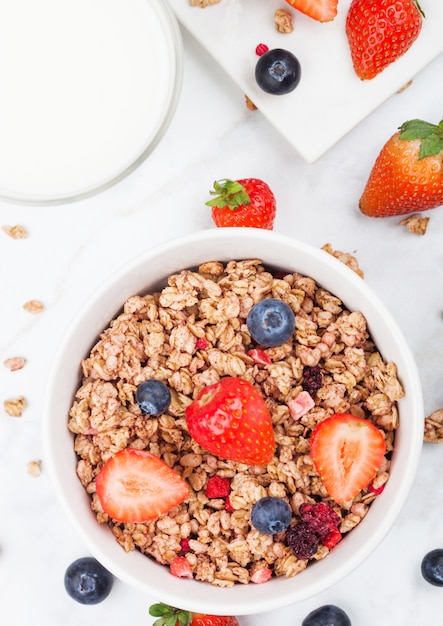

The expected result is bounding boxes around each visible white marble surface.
[1,20,443,626]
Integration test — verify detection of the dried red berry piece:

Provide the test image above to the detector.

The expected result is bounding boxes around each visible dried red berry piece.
[179,538,190,553]
[224,496,235,512]
[170,556,192,578]
[299,502,341,538]
[248,348,272,365]
[322,527,342,550]
[196,337,207,349]
[206,475,231,498]
[256,43,269,56]
[286,523,319,559]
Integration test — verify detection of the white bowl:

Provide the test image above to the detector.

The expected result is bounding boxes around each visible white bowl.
[43,228,423,615]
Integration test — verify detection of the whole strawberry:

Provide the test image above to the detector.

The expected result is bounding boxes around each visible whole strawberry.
[185,377,275,466]
[149,603,240,626]
[206,178,276,229]
[346,0,424,80]
[359,118,443,217]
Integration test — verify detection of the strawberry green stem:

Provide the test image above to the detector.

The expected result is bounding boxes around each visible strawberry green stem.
[414,0,425,18]
[149,602,193,626]
[205,179,251,210]
[399,118,443,159]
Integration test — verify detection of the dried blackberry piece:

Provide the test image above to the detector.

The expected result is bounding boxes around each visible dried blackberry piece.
[299,502,341,538]
[302,365,323,396]
[286,523,319,559]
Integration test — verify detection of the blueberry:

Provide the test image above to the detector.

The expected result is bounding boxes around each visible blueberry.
[64,557,113,605]
[247,298,295,347]
[255,48,301,95]
[136,379,171,415]
[421,549,443,586]
[251,497,292,534]
[302,604,352,626]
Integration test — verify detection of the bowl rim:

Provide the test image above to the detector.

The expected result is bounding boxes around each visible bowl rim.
[42,228,424,614]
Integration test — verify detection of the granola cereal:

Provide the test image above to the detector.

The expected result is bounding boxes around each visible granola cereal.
[189,0,220,6]
[274,8,294,33]
[321,243,365,278]
[1,224,28,239]
[399,214,430,235]
[424,409,443,442]
[68,259,402,586]
[27,460,42,477]
[23,300,44,314]
[4,396,27,417]
[4,357,26,371]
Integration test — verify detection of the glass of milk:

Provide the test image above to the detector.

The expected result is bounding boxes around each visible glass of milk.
[0,0,182,204]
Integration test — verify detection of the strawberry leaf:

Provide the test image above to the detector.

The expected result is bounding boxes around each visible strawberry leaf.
[149,603,192,626]
[419,134,443,159]
[206,179,251,210]
[414,0,425,18]
[399,119,443,160]
[399,119,440,139]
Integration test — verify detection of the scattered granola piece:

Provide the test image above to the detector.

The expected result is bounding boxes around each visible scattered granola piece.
[27,460,42,477]
[189,0,220,6]
[399,213,430,235]
[23,300,44,314]
[322,243,365,278]
[245,95,257,111]
[3,357,26,371]
[424,409,443,443]
[4,396,27,417]
[274,8,294,33]
[2,224,28,239]
[397,79,413,93]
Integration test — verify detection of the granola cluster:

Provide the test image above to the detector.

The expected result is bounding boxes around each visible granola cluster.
[68,259,403,586]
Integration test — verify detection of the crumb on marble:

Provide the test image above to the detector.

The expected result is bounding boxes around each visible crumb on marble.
[4,357,26,371]
[321,243,365,278]
[27,460,42,477]
[396,80,413,94]
[424,409,443,443]
[245,95,257,110]
[1,225,28,239]
[399,214,429,235]
[3,396,27,417]
[189,0,220,6]
[274,8,294,33]
[23,300,44,314]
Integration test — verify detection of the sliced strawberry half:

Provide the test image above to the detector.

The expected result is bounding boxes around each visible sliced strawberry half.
[95,448,189,523]
[310,413,386,505]
[285,0,338,22]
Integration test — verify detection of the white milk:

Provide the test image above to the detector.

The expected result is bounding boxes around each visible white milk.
[0,0,180,201]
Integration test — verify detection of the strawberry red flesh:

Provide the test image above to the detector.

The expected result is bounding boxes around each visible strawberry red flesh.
[284,0,338,22]
[310,413,386,505]
[185,377,275,466]
[95,448,189,523]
